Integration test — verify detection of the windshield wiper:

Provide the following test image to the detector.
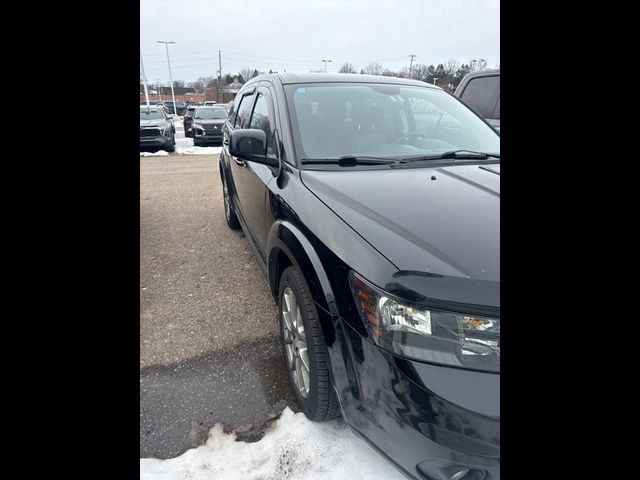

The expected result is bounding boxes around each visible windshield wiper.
[301,155,405,166]
[403,150,500,162]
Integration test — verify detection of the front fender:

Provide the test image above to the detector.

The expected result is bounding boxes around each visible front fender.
[267,220,338,315]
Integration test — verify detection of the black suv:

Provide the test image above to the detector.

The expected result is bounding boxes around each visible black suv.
[192,106,228,146]
[163,101,187,116]
[454,69,500,131]
[140,106,175,152]
[220,73,500,480]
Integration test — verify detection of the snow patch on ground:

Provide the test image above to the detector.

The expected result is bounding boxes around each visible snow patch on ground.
[140,131,222,157]
[175,136,222,156]
[140,407,404,480]
[140,150,170,157]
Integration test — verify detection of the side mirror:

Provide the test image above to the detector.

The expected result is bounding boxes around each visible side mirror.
[229,129,279,167]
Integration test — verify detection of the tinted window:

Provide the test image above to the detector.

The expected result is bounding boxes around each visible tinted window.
[286,83,499,161]
[235,92,256,128]
[460,76,500,118]
[140,109,165,120]
[249,92,275,155]
[195,108,228,119]
[228,100,238,125]
[493,96,500,120]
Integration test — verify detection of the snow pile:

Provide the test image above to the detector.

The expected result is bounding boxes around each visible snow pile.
[175,136,223,156]
[140,150,170,157]
[140,407,404,480]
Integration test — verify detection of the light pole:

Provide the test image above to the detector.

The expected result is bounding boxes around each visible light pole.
[156,79,162,102]
[409,54,416,78]
[157,40,177,116]
[140,49,151,107]
[322,59,332,72]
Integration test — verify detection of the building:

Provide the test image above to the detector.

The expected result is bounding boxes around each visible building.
[140,85,205,104]
[204,79,244,103]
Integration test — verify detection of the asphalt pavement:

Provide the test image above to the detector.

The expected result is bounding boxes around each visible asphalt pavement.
[140,152,297,459]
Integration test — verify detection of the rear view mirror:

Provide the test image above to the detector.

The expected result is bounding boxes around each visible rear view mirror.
[229,129,279,167]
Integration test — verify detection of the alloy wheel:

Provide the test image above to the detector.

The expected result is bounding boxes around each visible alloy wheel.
[281,286,310,397]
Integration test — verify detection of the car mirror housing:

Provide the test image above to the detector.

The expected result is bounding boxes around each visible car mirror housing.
[229,129,279,168]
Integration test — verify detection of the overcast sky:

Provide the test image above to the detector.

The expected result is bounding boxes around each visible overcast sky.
[141,0,499,84]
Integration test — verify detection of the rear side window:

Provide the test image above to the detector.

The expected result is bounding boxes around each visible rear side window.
[249,92,275,155]
[228,100,238,125]
[460,76,500,118]
[493,97,500,120]
[234,93,256,128]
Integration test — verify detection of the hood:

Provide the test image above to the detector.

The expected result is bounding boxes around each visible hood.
[140,119,168,128]
[301,163,499,295]
[193,119,226,125]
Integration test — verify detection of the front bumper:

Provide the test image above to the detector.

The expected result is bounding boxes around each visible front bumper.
[139,136,173,148]
[335,319,500,480]
[193,125,224,143]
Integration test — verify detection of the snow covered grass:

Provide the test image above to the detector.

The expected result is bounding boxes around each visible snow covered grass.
[140,407,404,480]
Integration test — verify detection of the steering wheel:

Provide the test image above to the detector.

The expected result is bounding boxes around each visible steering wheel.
[392,130,428,144]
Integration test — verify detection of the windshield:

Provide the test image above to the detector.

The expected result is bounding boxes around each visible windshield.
[195,108,228,119]
[140,109,165,120]
[285,83,499,162]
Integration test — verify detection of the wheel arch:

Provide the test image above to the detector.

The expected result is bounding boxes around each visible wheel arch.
[268,220,338,347]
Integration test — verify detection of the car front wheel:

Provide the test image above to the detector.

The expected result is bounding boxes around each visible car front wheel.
[278,266,341,421]
[165,133,175,152]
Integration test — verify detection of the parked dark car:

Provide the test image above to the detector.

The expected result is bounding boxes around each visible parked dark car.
[454,69,500,131]
[192,106,228,146]
[219,73,500,480]
[183,105,197,138]
[163,100,187,116]
[140,105,175,152]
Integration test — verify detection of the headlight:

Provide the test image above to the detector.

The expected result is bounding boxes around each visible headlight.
[349,271,499,372]
[193,123,203,131]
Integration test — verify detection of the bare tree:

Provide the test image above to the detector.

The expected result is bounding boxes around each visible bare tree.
[362,62,384,75]
[172,80,186,88]
[338,62,356,73]
[411,64,431,82]
[444,59,460,77]
[239,68,254,83]
[187,80,204,93]
[396,67,411,78]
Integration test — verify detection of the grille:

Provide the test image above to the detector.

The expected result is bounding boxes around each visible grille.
[204,125,221,134]
[140,128,161,137]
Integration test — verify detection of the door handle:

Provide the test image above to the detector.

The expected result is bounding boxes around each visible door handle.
[233,156,245,166]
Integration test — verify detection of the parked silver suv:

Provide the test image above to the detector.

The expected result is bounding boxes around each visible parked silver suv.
[140,106,176,152]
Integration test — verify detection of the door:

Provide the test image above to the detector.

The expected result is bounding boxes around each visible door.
[229,86,278,261]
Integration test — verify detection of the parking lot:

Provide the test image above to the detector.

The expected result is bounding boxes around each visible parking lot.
[140,143,298,458]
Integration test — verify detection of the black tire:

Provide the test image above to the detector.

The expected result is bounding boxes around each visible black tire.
[221,171,240,229]
[278,266,340,421]
[165,133,175,152]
